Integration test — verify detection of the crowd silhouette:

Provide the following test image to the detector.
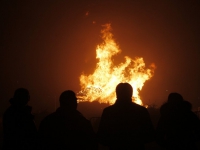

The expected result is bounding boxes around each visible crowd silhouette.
[155,93,200,150]
[2,83,200,150]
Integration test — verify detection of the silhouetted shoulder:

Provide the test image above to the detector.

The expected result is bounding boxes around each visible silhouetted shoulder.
[160,100,193,116]
[102,105,113,112]
[160,102,170,115]
[104,102,146,110]
[39,112,57,126]
[132,102,148,110]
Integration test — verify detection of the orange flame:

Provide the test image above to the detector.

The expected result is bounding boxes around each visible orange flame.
[78,24,155,105]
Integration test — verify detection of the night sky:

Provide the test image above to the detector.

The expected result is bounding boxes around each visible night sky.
[1,0,200,114]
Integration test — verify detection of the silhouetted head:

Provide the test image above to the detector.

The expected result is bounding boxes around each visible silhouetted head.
[9,88,30,106]
[167,93,183,105]
[59,90,77,109]
[116,83,133,101]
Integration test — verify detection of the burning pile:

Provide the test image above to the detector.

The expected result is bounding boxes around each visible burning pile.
[78,24,155,105]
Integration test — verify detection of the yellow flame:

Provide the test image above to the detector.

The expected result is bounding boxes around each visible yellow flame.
[78,24,155,105]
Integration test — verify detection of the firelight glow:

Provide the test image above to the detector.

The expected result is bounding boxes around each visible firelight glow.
[78,24,155,105]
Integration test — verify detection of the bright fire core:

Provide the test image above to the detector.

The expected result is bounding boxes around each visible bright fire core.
[78,24,155,105]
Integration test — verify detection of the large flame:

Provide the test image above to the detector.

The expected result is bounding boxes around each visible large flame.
[78,24,155,105]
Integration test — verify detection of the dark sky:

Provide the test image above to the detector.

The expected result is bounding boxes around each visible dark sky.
[1,0,200,114]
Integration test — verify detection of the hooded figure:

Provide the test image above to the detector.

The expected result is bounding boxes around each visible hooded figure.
[3,88,37,150]
[156,93,200,150]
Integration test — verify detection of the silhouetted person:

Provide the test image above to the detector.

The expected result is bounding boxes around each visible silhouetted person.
[3,88,37,150]
[98,83,154,150]
[156,93,200,150]
[38,90,97,150]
